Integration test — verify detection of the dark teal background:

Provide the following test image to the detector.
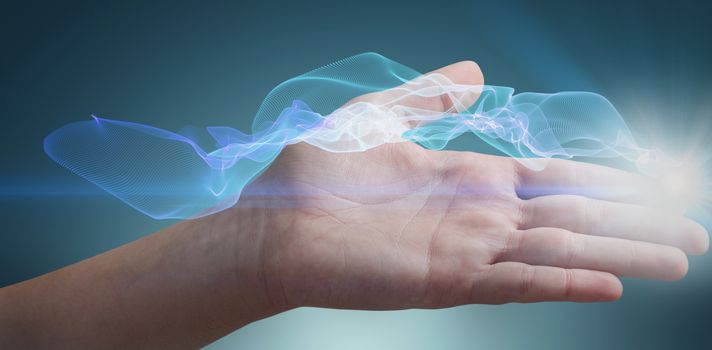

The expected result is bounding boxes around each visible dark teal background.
[1,0,711,348]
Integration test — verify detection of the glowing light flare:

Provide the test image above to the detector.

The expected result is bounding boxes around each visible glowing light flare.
[637,152,709,214]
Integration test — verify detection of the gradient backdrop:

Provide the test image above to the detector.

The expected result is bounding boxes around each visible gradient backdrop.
[1,0,711,348]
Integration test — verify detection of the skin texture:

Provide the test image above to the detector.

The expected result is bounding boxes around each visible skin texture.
[0,61,708,349]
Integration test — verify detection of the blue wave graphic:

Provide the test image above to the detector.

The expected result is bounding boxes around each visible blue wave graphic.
[44,53,650,219]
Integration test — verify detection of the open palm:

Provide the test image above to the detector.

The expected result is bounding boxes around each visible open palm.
[234,61,708,311]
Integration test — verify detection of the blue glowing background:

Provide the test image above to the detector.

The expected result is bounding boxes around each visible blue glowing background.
[1,0,711,348]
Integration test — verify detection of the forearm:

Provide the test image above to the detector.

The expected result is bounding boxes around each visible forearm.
[0,206,280,349]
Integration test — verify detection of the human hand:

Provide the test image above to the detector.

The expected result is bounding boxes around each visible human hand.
[228,60,709,312]
[4,60,708,349]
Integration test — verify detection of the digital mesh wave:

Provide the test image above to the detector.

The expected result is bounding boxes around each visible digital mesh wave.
[44,52,648,219]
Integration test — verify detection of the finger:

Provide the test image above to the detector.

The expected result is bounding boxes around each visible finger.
[499,227,689,280]
[472,261,622,303]
[516,158,658,204]
[350,60,485,115]
[520,195,710,255]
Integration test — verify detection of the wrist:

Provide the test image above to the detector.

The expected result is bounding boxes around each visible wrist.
[207,197,293,325]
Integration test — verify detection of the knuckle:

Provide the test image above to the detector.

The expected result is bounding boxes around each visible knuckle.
[563,233,582,267]
[517,199,532,229]
[563,269,575,299]
[499,229,522,262]
[518,264,536,297]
